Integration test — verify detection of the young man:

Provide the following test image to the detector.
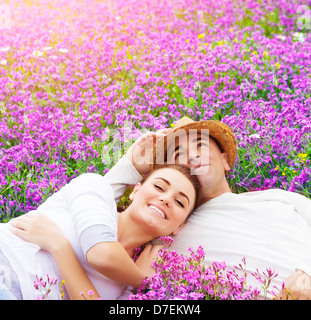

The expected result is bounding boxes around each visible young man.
[105,116,311,300]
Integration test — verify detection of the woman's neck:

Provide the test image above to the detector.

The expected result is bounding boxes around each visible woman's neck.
[117,210,153,257]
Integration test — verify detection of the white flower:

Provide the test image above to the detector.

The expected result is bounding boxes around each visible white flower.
[33,50,43,57]
[43,46,53,51]
[249,133,260,139]
[58,48,68,53]
[0,46,10,52]
[0,59,7,65]
[194,81,201,91]
[276,35,286,41]
[292,32,305,43]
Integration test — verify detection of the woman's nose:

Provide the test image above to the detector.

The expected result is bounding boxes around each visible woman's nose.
[159,196,171,207]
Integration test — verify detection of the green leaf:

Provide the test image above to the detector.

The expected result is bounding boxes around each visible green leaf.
[126,48,133,60]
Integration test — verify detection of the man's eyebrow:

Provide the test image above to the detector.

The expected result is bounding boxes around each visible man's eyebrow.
[174,136,208,151]
[191,136,209,143]
[154,177,190,205]
[173,145,182,153]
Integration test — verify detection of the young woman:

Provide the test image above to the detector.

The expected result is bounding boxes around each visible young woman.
[1,164,200,300]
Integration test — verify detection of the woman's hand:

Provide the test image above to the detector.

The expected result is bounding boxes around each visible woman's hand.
[125,128,173,175]
[134,244,164,278]
[8,211,67,253]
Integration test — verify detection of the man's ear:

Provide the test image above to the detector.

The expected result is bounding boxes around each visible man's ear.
[129,182,142,201]
[222,153,230,172]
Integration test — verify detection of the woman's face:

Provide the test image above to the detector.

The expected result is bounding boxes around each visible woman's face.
[129,167,196,237]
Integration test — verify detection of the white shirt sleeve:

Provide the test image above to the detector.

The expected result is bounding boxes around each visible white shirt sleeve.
[292,192,311,276]
[65,173,118,256]
[281,190,311,276]
[103,156,142,203]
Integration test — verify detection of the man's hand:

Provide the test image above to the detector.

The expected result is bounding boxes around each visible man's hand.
[275,270,311,300]
[125,128,172,175]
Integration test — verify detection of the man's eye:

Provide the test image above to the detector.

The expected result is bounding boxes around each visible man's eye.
[198,142,208,148]
[175,152,185,160]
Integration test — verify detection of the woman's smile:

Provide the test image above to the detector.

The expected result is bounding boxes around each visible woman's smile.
[147,203,167,219]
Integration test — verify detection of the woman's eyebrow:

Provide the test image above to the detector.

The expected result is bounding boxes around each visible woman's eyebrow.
[154,177,190,205]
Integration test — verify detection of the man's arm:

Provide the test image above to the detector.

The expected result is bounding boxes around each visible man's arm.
[288,190,311,275]
[274,190,311,299]
[103,129,172,204]
[103,156,142,204]
[276,270,311,300]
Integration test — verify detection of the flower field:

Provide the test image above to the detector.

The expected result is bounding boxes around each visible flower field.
[0,0,310,222]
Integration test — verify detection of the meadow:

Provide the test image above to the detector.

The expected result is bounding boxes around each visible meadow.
[0,0,310,223]
[1,0,311,301]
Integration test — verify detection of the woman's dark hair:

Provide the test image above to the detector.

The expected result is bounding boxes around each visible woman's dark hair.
[141,164,201,215]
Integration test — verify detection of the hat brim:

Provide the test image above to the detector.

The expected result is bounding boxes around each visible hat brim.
[152,120,237,170]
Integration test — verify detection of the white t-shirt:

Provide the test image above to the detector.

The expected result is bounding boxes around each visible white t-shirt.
[107,157,311,297]
[171,189,311,296]
[0,156,141,300]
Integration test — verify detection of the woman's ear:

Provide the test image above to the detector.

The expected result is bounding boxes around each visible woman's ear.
[129,182,141,201]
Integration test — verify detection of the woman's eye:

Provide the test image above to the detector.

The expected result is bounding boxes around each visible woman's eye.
[154,184,164,191]
[176,199,184,208]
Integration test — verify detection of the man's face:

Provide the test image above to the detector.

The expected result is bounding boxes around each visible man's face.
[166,132,230,191]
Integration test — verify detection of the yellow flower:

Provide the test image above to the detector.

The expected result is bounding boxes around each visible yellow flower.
[275,63,281,69]
[186,39,189,43]
[197,34,205,39]
[263,51,269,58]
[170,123,175,128]
[298,153,308,159]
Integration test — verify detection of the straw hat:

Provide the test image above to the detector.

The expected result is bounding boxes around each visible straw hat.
[152,116,237,170]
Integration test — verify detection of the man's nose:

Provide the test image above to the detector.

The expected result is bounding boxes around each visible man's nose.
[189,154,201,167]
